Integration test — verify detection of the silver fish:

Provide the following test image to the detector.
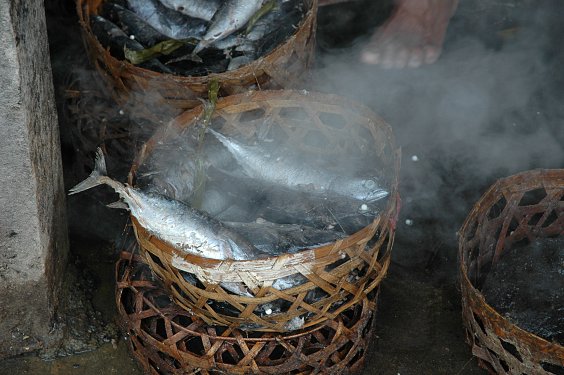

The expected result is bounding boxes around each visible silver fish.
[214,6,282,53]
[272,274,307,290]
[102,2,168,47]
[210,33,245,50]
[158,0,220,21]
[193,0,265,54]
[211,2,301,53]
[127,0,208,40]
[69,148,259,261]
[207,128,389,203]
[242,4,284,42]
[90,15,173,73]
[284,316,305,331]
[227,55,254,70]
[224,219,347,256]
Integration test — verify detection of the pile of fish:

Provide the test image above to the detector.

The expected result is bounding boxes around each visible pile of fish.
[136,124,391,239]
[90,0,307,76]
[71,128,390,261]
[70,120,391,329]
[481,237,564,344]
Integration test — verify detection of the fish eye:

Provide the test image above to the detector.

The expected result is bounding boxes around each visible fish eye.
[364,179,376,189]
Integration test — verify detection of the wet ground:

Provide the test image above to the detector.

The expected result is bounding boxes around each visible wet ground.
[2,0,564,374]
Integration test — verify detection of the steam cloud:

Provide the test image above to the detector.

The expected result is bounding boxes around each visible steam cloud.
[313,0,564,270]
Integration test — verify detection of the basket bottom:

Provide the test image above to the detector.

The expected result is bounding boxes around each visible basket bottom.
[116,250,379,375]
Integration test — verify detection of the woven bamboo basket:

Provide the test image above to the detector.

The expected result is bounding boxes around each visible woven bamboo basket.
[116,250,378,375]
[128,90,401,332]
[458,169,564,374]
[76,0,317,120]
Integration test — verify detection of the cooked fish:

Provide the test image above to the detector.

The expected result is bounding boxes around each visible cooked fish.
[127,0,208,40]
[207,128,389,203]
[90,14,173,73]
[193,0,265,54]
[224,219,347,256]
[227,55,254,70]
[69,148,260,261]
[158,0,221,21]
[102,2,168,47]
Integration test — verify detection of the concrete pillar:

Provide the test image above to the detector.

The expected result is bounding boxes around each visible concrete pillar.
[0,0,68,358]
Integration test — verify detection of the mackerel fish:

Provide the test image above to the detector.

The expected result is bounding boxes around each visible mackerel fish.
[207,128,389,203]
[158,0,221,21]
[127,0,208,40]
[69,148,259,261]
[90,15,173,73]
[224,219,347,256]
[193,0,265,54]
[102,2,168,47]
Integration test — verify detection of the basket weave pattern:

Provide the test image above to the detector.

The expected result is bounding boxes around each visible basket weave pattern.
[116,251,378,374]
[128,90,400,332]
[76,0,317,118]
[458,169,564,374]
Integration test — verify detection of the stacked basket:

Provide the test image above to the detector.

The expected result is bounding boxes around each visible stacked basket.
[75,1,400,373]
[72,0,319,186]
[117,90,401,374]
[116,249,381,374]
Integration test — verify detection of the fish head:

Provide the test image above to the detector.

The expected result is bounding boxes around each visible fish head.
[345,177,389,203]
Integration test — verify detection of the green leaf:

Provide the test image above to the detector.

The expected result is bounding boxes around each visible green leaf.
[245,0,276,35]
[124,38,197,65]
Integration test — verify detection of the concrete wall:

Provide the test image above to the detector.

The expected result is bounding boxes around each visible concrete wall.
[0,0,68,358]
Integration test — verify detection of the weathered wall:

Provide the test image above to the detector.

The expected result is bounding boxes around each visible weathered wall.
[0,0,68,358]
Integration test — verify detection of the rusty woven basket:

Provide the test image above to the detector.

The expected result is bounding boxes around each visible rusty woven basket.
[458,169,564,374]
[127,89,400,332]
[76,0,317,120]
[116,250,378,375]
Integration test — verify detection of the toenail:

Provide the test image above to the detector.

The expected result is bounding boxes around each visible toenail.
[361,51,379,64]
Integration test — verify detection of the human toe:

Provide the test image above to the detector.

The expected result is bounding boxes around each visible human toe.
[360,48,381,65]
[423,46,441,64]
[392,48,409,68]
[407,48,424,68]
[380,46,398,69]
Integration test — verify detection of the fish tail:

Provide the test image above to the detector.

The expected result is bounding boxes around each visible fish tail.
[193,36,214,57]
[68,148,108,195]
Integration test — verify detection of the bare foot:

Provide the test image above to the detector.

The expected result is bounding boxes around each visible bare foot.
[360,0,458,68]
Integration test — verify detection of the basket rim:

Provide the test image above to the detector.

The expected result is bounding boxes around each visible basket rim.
[76,0,317,83]
[127,89,401,271]
[458,168,564,353]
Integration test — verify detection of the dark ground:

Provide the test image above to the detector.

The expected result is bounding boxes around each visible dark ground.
[2,0,564,374]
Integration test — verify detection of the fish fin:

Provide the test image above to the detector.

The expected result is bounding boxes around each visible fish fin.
[191,41,205,58]
[68,147,108,195]
[190,52,203,63]
[106,201,129,210]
